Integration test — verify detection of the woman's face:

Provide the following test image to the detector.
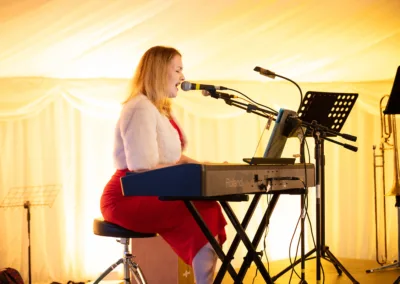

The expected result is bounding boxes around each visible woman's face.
[167,55,185,98]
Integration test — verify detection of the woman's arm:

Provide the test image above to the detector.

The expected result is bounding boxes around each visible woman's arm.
[135,155,198,173]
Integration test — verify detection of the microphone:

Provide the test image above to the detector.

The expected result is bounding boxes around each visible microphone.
[253,66,276,79]
[181,81,228,91]
[254,65,304,109]
[201,90,238,100]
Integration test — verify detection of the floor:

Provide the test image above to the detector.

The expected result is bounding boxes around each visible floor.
[222,258,400,284]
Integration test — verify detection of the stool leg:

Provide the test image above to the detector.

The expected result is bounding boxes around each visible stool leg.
[121,238,147,284]
[93,258,124,284]
[120,238,131,283]
[126,256,147,284]
[93,237,148,284]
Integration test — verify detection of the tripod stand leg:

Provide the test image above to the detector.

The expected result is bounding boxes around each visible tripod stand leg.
[321,247,342,276]
[323,247,359,284]
[271,249,315,282]
[24,201,32,284]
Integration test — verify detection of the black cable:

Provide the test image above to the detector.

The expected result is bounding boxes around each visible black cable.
[226,87,278,115]
[288,128,310,282]
[264,194,271,273]
[287,178,310,282]
[288,128,324,283]
[251,268,258,284]
[252,193,271,283]
[288,213,302,282]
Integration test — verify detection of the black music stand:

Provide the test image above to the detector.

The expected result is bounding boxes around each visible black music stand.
[367,65,400,284]
[0,185,60,284]
[383,65,400,116]
[271,91,360,283]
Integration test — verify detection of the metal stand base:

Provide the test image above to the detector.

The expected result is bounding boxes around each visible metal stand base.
[93,238,147,284]
[271,246,359,283]
[272,135,359,284]
[366,205,400,281]
[366,261,399,273]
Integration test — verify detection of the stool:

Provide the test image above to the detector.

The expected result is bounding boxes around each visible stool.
[92,218,157,284]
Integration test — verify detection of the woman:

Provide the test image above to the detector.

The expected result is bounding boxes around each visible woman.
[100,46,227,284]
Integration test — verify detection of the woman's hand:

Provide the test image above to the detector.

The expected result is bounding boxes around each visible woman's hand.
[178,154,199,164]
[177,155,229,165]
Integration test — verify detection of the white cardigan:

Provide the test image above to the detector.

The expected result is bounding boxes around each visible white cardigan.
[113,94,182,171]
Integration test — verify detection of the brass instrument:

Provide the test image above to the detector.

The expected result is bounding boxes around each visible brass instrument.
[372,95,400,265]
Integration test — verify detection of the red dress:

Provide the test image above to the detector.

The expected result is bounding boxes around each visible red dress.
[100,119,227,265]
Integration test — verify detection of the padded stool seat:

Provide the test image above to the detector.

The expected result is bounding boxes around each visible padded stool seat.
[93,218,156,238]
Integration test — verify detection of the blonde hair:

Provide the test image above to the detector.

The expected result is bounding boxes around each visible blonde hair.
[124,46,181,116]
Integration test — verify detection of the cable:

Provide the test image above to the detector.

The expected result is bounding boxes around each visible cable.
[288,212,302,282]
[251,117,271,159]
[252,193,272,283]
[287,128,322,283]
[299,128,327,283]
[226,87,278,115]
[203,89,277,117]
[264,194,272,273]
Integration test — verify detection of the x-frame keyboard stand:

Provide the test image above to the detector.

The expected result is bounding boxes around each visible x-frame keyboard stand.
[162,190,305,284]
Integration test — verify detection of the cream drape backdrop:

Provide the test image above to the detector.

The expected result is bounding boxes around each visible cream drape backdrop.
[1,0,400,282]
[0,76,398,283]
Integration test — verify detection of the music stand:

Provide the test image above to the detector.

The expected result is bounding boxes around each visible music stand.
[0,184,60,284]
[383,66,400,115]
[367,65,400,283]
[271,91,360,283]
[297,91,358,136]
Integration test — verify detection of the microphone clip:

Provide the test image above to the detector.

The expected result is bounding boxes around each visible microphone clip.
[207,90,237,100]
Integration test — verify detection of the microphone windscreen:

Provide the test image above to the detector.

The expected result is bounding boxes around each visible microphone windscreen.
[181,81,192,91]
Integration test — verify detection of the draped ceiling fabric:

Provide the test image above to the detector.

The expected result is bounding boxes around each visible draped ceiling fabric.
[1,0,400,283]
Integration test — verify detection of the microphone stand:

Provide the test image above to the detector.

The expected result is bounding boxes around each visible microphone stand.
[251,68,360,282]
[208,91,277,119]
[292,117,359,284]
[209,92,310,282]
[299,134,308,283]
[213,90,360,283]
[23,201,32,284]
[266,113,359,283]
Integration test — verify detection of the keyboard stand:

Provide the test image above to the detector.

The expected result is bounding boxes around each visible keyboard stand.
[161,193,279,284]
[218,194,276,283]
